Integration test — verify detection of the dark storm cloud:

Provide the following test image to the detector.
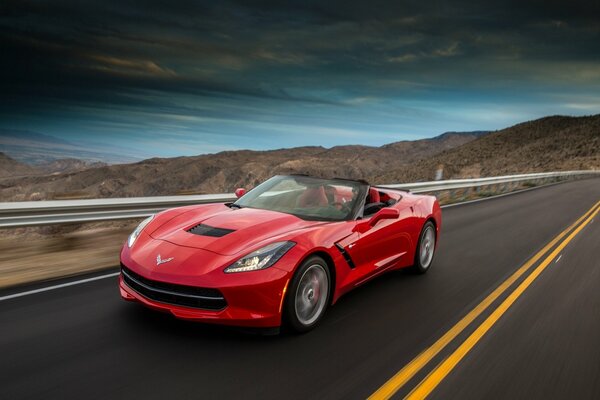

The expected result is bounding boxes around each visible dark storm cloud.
[1,0,599,156]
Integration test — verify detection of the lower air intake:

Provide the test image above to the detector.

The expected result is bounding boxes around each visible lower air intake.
[121,264,227,310]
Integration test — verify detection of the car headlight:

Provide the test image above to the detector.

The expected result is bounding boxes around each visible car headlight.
[128,215,154,248]
[224,241,295,273]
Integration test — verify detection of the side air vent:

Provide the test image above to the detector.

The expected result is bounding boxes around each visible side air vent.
[335,243,356,269]
[187,224,235,237]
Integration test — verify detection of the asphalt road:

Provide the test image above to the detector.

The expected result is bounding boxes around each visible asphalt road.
[1,178,599,400]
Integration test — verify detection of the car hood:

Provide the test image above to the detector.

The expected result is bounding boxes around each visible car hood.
[149,205,325,255]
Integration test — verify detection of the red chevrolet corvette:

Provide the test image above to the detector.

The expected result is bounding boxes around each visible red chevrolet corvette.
[120,175,441,332]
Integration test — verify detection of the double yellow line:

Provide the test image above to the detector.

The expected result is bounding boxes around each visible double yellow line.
[369,199,600,400]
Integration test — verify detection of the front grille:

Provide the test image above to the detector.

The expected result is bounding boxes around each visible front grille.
[121,264,227,310]
[187,224,235,237]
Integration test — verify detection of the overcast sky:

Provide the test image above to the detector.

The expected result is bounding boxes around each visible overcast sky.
[1,0,599,158]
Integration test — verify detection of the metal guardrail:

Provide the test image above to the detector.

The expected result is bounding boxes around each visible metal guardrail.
[379,171,600,193]
[0,194,236,227]
[0,171,598,227]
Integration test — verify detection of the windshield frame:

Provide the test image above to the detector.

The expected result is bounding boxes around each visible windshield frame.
[232,175,368,222]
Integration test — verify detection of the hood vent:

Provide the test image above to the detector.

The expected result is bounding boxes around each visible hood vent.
[187,224,235,237]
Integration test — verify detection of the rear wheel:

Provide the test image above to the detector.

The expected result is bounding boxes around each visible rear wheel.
[411,221,436,274]
[284,256,330,333]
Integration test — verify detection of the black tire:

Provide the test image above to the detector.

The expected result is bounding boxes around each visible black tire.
[284,255,331,333]
[411,221,437,274]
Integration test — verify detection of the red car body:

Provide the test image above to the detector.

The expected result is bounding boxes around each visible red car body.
[120,176,441,329]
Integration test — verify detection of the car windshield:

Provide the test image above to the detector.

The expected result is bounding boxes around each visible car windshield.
[233,175,367,221]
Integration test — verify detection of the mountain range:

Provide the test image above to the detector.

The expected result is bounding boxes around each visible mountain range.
[0,129,140,165]
[0,130,484,200]
[0,114,597,202]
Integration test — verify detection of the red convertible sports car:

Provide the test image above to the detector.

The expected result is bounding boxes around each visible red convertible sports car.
[120,175,441,332]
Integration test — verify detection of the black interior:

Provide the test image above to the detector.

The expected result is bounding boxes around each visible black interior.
[362,189,400,216]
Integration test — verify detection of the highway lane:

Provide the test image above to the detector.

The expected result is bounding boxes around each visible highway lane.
[429,194,600,399]
[1,178,599,400]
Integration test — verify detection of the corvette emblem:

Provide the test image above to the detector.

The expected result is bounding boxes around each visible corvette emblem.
[156,254,174,266]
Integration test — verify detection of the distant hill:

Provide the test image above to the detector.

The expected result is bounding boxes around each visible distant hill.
[0,129,141,165]
[0,131,483,201]
[437,131,490,138]
[0,152,108,179]
[0,115,597,202]
[36,159,108,174]
[0,152,39,178]
[374,115,599,182]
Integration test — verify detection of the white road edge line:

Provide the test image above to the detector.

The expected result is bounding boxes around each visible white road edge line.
[0,272,120,302]
[0,180,572,301]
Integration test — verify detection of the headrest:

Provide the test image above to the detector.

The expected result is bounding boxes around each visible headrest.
[368,187,380,203]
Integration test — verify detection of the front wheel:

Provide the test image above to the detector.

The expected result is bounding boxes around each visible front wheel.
[284,256,330,333]
[411,221,436,274]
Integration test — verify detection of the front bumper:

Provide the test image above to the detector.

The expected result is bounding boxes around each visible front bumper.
[119,263,291,328]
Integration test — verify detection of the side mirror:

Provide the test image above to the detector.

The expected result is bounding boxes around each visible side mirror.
[354,208,399,233]
[235,188,246,198]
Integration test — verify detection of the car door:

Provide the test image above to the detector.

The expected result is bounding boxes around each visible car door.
[337,205,414,283]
